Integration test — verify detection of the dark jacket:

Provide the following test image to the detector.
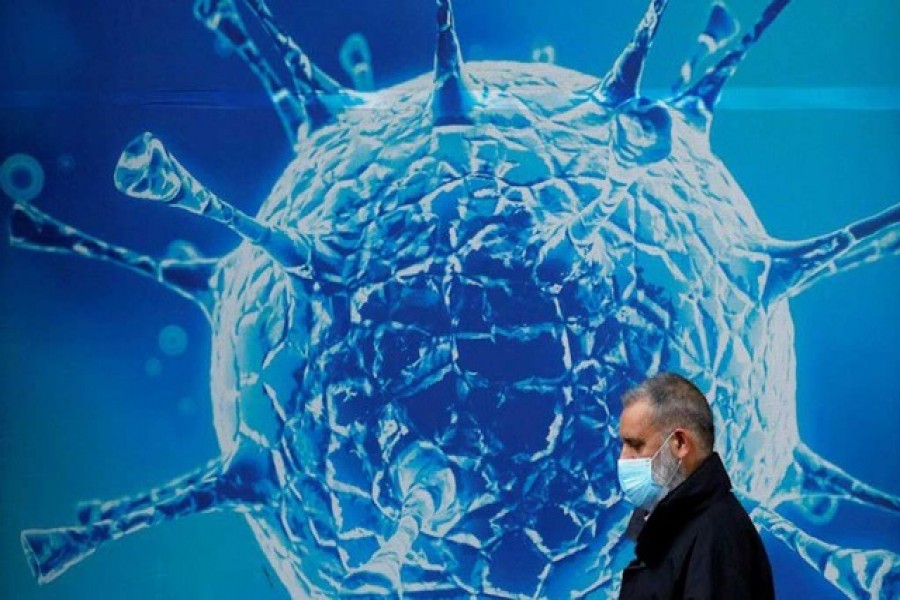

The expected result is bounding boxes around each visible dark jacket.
[618,452,774,599]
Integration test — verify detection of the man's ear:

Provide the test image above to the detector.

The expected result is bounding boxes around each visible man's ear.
[672,428,691,460]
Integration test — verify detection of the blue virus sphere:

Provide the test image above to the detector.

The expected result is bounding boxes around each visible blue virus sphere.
[11,0,900,598]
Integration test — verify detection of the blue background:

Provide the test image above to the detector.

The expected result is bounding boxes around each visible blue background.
[1,1,898,597]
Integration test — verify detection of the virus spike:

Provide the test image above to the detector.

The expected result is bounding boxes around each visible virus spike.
[534,179,632,284]
[774,443,900,515]
[114,132,345,283]
[342,492,431,594]
[344,443,458,594]
[21,446,278,584]
[760,202,899,303]
[671,2,740,93]
[431,0,475,126]
[751,505,900,599]
[8,203,216,319]
[595,0,671,106]
[241,0,357,130]
[192,0,303,144]
[678,0,792,115]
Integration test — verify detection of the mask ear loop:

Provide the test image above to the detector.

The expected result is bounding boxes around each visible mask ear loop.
[650,431,675,461]
[653,430,684,489]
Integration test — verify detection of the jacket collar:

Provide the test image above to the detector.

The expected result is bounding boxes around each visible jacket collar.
[633,452,732,564]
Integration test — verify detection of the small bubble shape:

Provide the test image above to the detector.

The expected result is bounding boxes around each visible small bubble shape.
[144,357,163,377]
[339,33,374,91]
[56,154,76,174]
[1,153,45,203]
[177,396,197,416]
[158,324,188,357]
[531,43,556,64]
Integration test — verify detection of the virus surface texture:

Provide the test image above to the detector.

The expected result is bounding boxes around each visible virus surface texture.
[12,0,900,598]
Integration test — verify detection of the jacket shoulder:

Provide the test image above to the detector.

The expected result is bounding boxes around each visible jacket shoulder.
[691,493,762,548]
[685,492,773,582]
[678,494,775,598]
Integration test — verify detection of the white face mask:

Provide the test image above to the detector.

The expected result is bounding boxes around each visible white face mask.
[617,432,680,509]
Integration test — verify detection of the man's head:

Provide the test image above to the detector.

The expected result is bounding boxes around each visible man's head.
[618,372,715,488]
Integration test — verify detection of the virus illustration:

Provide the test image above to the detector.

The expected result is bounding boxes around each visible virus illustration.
[11,0,900,598]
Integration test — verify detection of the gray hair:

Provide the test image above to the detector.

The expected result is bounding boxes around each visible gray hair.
[623,372,715,453]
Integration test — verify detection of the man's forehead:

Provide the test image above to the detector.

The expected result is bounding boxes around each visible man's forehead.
[619,398,657,436]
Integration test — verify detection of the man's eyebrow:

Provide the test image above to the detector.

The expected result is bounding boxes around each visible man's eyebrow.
[621,436,642,446]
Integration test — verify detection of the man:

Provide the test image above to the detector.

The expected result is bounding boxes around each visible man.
[616,372,774,599]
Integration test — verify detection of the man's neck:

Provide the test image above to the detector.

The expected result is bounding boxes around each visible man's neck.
[681,449,712,478]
